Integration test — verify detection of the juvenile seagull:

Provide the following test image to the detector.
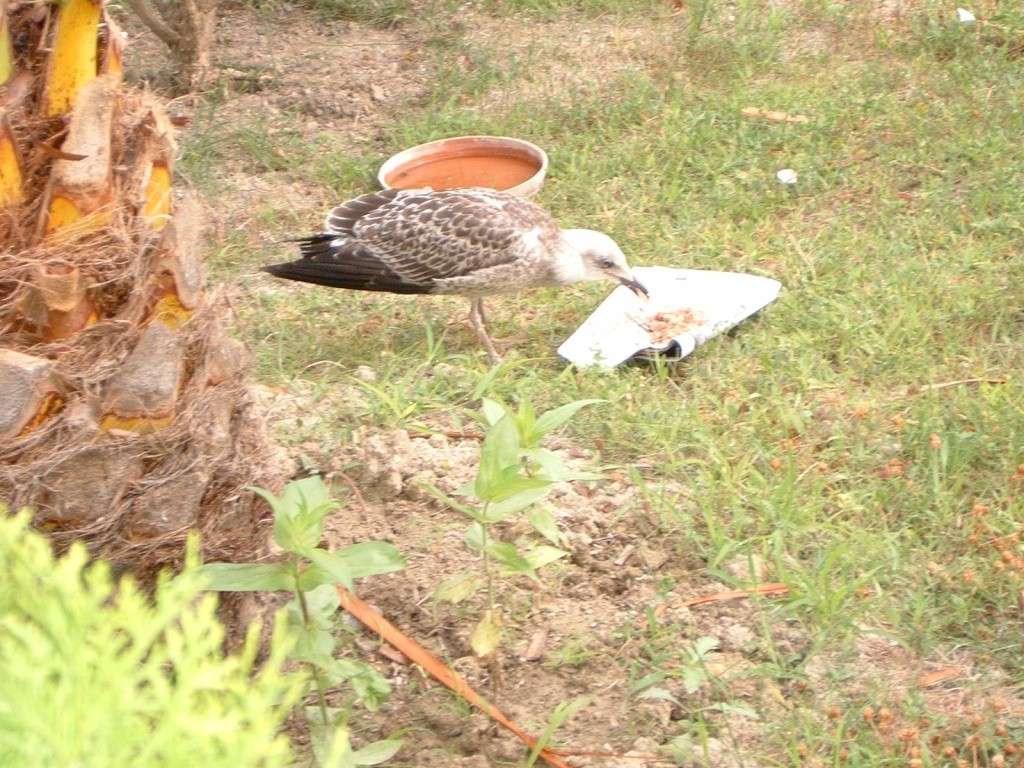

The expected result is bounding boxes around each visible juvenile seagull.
[263,187,648,360]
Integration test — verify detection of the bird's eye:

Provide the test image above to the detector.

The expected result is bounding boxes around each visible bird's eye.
[598,258,614,269]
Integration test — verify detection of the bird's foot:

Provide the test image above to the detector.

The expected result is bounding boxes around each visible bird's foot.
[446,321,507,362]
[445,316,479,333]
[479,333,503,364]
[490,331,530,355]
[467,297,502,363]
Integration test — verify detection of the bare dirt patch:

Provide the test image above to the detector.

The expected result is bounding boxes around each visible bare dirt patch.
[115,4,431,246]
[251,381,808,765]
[118,4,429,142]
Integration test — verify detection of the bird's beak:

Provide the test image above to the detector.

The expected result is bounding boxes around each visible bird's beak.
[618,274,650,299]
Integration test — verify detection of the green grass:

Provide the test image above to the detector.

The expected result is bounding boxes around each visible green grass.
[482,0,659,18]
[182,0,1024,762]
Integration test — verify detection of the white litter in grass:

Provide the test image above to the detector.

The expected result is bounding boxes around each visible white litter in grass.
[776,168,798,185]
[557,267,782,369]
[956,8,975,23]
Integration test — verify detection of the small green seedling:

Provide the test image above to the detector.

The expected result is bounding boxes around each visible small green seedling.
[200,476,405,767]
[424,398,602,659]
[632,635,721,705]
[525,696,591,768]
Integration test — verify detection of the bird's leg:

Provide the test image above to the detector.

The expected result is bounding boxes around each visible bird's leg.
[475,297,491,332]
[445,297,488,331]
[469,297,501,363]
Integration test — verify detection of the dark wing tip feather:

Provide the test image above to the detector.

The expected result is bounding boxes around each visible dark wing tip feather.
[262,235,432,295]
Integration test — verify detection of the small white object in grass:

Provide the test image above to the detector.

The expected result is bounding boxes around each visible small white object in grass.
[956,7,975,23]
[776,168,798,185]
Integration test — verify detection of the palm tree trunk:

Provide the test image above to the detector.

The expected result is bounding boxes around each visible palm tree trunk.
[0,0,279,571]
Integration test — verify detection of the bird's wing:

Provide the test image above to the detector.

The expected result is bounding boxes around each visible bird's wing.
[323,187,429,238]
[261,234,431,294]
[352,188,561,284]
[263,189,561,295]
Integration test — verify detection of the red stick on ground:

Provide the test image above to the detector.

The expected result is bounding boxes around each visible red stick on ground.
[336,585,575,768]
[681,582,789,607]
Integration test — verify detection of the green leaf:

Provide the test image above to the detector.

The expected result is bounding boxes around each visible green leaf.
[335,541,406,580]
[464,522,486,552]
[419,482,483,518]
[288,621,336,669]
[523,448,566,480]
[682,666,706,694]
[480,397,509,427]
[305,583,342,619]
[324,658,391,711]
[249,485,286,518]
[306,548,354,590]
[525,696,591,767]
[488,541,535,576]
[285,589,338,667]
[631,671,668,693]
[481,467,551,504]
[454,480,477,497]
[523,447,603,483]
[527,506,563,545]
[515,399,537,447]
[352,739,403,765]
[636,686,680,704]
[489,415,520,466]
[707,703,759,720]
[532,399,603,441]
[481,485,552,521]
[693,635,720,658]
[280,475,334,514]
[434,572,481,603]
[319,723,356,768]
[260,476,339,555]
[470,609,502,656]
[668,734,695,764]
[473,363,504,399]
[252,485,299,553]
[475,415,521,499]
[273,515,316,556]
[523,545,567,570]
[198,562,294,592]
[304,704,344,727]
[296,563,336,591]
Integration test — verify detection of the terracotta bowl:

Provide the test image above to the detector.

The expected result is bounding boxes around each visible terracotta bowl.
[377,135,548,198]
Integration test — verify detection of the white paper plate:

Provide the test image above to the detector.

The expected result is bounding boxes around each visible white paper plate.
[557,267,782,369]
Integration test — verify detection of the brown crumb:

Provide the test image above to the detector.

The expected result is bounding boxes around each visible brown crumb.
[640,308,704,344]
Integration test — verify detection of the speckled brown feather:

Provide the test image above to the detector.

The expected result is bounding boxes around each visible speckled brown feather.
[263,188,566,296]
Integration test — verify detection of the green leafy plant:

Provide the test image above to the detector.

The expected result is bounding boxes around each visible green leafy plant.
[424,398,602,659]
[525,696,591,767]
[543,635,601,669]
[0,509,301,768]
[200,476,405,766]
[632,635,721,704]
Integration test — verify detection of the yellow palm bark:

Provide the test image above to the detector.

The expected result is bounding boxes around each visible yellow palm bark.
[0,0,275,569]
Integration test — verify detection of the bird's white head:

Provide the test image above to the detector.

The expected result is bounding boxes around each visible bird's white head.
[556,229,649,298]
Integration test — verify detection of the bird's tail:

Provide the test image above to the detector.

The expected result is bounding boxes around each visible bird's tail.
[270,233,337,257]
[262,235,430,295]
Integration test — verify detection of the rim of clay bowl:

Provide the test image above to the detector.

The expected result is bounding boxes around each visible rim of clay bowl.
[377,135,549,199]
